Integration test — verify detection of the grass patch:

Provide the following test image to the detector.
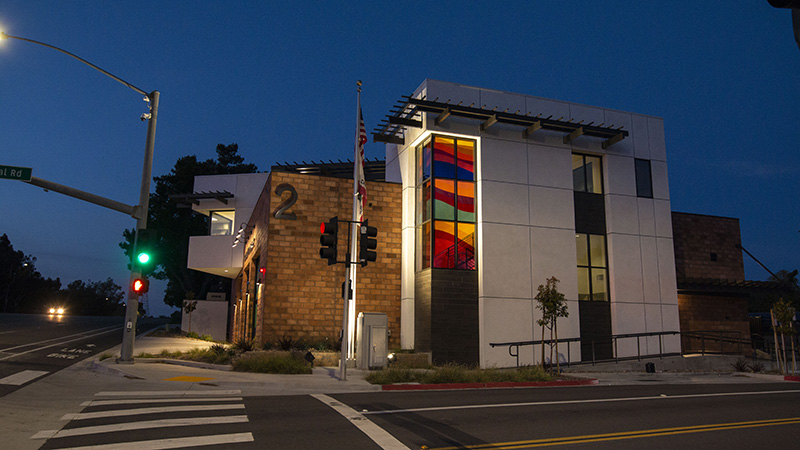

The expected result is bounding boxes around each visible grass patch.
[232,351,312,374]
[365,364,553,385]
[98,352,114,361]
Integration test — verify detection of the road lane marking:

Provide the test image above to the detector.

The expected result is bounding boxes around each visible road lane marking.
[312,394,410,450]
[95,390,241,397]
[0,326,122,361]
[48,432,254,449]
[363,389,800,415]
[0,370,49,385]
[426,417,800,449]
[61,403,245,421]
[81,397,243,407]
[0,324,120,352]
[31,415,249,439]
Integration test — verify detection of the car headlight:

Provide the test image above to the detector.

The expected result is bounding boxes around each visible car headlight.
[56,308,65,315]
[49,308,56,314]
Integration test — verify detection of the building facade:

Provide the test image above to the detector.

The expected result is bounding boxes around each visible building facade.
[377,80,680,367]
[178,80,788,368]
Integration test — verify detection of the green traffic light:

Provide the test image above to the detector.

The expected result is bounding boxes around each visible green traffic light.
[137,252,150,264]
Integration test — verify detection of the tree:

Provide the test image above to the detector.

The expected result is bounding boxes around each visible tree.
[535,276,569,372]
[63,278,125,316]
[773,298,796,375]
[0,234,61,313]
[120,143,259,309]
[184,300,198,334]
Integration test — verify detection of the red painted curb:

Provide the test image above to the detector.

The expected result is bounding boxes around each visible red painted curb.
[381,378,598,391]
[784,375,800,382]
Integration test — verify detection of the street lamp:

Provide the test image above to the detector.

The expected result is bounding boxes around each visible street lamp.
[0,31,158,362]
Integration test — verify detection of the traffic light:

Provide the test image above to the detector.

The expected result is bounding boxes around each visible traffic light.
[135,229,156,266]
[319,216,338,265]
[358,220,377,267]
[132,277,149,295]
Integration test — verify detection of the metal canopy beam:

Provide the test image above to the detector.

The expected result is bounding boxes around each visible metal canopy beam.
[372,94,629,148]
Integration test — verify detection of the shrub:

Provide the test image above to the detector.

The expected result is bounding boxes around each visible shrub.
[232,351,312,374]
[186,331,199,339]
[277,335,295,351]
[233,339,255,353]
[364,364,553,385]
[201,334,213,341]
[751,360,765,373]
[732,358,750,372]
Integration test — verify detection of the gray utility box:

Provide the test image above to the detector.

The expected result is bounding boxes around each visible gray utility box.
[356,312,388,370]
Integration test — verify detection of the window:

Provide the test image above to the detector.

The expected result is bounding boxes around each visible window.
[576,233,608,301]
[416,135,476,271]
[572,154,603,194]
[634,159,653,198]
[210,211,235,236]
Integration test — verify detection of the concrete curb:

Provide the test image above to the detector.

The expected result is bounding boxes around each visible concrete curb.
[381,378,599,391]
[785,375,800,382]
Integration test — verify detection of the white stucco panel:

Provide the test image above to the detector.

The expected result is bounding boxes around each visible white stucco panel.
[530,227,579,301]
[479,223,532,299]
[479,139,528,184]
[529,186,575,230]
[607,234,645,304]
[631,114,650,160]
[479,297,535,368]
[481,181,530,226]
[640,236,661,304]
[527,144,573,190]
[605,154,636,196]
[605,194,640,236]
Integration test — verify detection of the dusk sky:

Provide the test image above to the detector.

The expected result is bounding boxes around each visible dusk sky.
[1,1,798,317]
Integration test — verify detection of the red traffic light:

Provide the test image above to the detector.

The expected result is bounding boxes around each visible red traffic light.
[132,278,150,294]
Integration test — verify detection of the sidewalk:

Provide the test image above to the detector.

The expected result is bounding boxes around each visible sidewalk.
[93,333,382,396]
[94,333,792,391]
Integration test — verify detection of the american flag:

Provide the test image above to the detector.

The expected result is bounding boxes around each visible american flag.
[355,109,367,222]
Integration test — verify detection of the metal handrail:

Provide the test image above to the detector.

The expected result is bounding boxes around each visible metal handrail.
[490,330,752,368]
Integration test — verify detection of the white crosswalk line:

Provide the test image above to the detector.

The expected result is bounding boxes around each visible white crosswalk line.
[80,397,243,407]
[50,432,254,450]
[32,415,249,439]
[0,370,49,385]
[61,403,245,421]
[94,390,241,397]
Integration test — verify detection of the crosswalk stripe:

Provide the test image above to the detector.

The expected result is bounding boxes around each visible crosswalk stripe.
[61,403,245,421]
[32,415,249,440]
[81,397,243,407]
[94,390,241,397]
[0,370,49,385]
[50,432,254,450]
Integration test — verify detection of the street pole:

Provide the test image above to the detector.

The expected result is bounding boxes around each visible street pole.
[0,32,158,363]
[120,90,159,362]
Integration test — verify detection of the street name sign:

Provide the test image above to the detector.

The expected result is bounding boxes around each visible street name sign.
[0,165,32,181]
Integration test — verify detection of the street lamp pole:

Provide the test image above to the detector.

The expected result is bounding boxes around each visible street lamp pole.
[1,32,158,362]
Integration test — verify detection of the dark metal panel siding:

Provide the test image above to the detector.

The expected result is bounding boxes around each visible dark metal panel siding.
[573,191,606,235]
[430,269,479,365]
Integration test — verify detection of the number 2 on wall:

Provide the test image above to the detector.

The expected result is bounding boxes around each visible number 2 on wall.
[273,183,297,220]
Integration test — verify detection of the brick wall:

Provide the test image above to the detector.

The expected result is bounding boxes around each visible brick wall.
[672,212,745,282]
[237,171,402,348]
[678,293,750,354]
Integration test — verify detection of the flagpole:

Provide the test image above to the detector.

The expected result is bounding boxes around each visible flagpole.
[340,80,364,381]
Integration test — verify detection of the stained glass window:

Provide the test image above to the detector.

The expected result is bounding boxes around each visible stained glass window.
[416,135,477,271]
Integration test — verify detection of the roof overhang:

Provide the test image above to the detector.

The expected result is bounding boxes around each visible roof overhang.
[373,95,629,148]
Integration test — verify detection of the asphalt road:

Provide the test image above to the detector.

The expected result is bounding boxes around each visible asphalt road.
[0,313,164,397]
[33,383,800,449]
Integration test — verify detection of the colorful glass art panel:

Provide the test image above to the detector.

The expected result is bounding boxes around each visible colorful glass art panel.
[457,181,475,222]
[433,137,455,179]
[456,140,475,180]
[433,221,456,269]
[433,179,455,220]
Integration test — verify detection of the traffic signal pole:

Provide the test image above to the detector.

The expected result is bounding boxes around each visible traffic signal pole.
[119,90,159,363]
